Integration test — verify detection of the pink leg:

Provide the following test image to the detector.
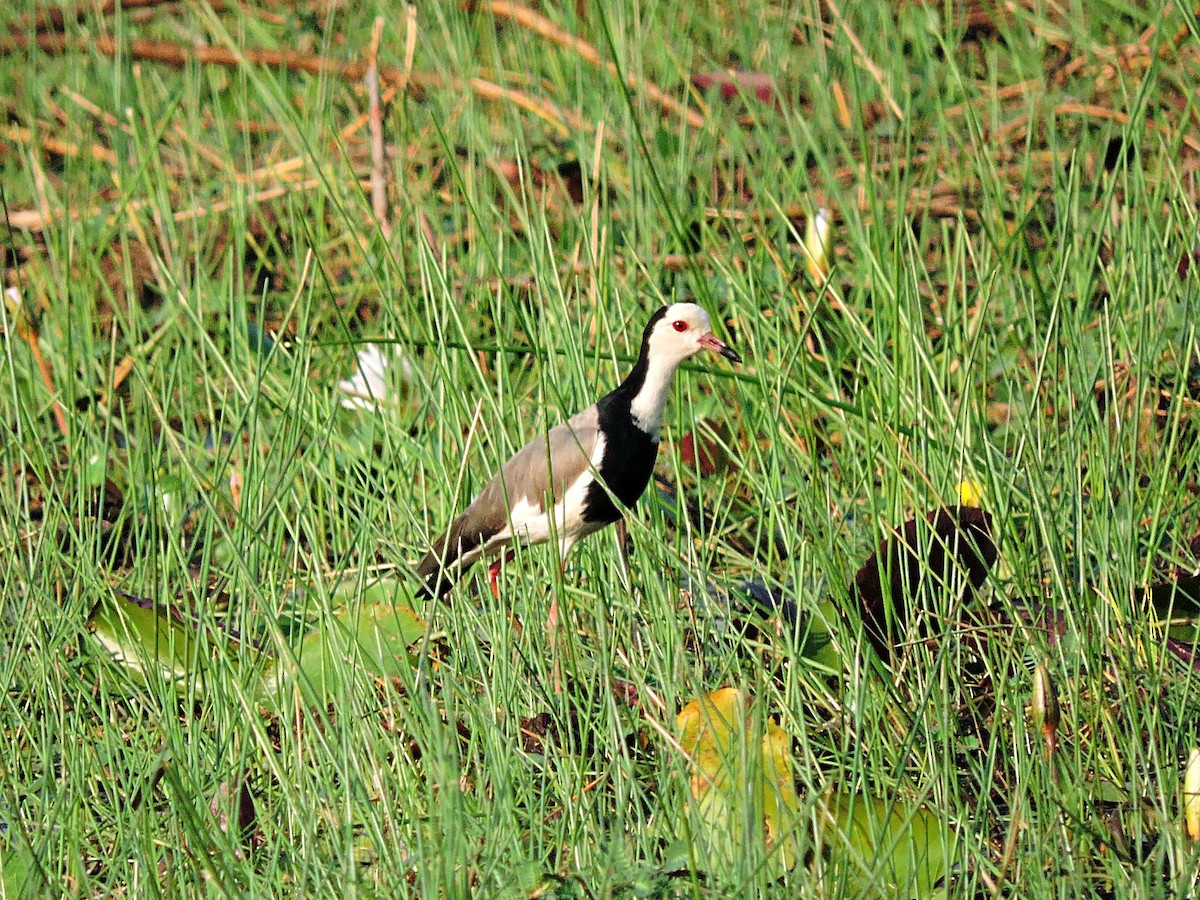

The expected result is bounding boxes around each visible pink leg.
[546,558,568,652]
[487,550,516,599]
[548,558,571,692]
[615,519,631,586]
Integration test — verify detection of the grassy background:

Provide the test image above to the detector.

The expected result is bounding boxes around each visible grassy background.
[3,0,1200,895]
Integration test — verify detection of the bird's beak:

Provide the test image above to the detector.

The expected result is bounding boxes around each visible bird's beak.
[700,332,742,364]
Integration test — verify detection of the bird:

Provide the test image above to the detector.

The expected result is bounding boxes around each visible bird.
[416,302,741,622]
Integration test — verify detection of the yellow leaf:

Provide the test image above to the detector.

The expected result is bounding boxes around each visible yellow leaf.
[1185,748,1200,841]
[676,688,801,872]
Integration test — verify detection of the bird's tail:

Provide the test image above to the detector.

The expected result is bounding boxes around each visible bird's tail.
[416,544,456,601]
[416,519,477,601]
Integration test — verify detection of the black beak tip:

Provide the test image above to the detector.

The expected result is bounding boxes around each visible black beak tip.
[721,345,743,364]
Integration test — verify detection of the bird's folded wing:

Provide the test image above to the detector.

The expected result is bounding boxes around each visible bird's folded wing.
[494,410,602,513]
[418,409,603,577]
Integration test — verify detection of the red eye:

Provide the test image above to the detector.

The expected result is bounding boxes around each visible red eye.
[672,320,688,333]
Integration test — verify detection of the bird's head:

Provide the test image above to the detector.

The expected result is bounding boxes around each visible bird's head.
[643,302,742,367]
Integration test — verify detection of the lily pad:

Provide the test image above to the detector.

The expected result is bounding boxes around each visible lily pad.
[90,580,425,707]
[89,593,208,690]
[0,829,41,898]
[262,587,425,704]
[815,790,955,897]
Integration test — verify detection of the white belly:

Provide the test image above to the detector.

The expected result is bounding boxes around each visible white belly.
[487,434,607,556]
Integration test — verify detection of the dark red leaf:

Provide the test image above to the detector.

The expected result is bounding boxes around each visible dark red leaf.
[692,70,777,104]
[679,420,735,477]
[1178,249,1200,280]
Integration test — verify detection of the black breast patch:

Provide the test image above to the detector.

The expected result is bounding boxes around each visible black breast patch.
[581,393,659,525]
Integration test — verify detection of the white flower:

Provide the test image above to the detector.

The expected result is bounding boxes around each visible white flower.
[337,341,414,411]
[803,207,833,280]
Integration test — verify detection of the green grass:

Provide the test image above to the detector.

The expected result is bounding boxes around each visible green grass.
[3,0,1200,895]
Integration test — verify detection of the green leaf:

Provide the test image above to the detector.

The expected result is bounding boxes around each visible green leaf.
[154,473,187,526]
[816,791,955,897]
[653,125,680,160]
[0,831,41,898]
[803,599,847,671]
[262,581,425,704]
[81,449,108,489]
[89,594,206,690]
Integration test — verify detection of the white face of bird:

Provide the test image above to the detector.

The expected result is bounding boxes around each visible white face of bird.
[647,302,741,367]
